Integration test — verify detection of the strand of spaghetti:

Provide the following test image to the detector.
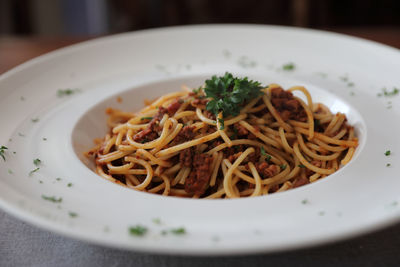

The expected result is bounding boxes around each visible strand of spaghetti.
[164,163,182,175]
[106,162,134,173]
[312,138,347,152]
[294,127,358,147]
[115,129,126,146]
[276,181,292,192]
[326,113,346,136]
[260,125,296,139]
[109,169,147,175]
[155,131,220,158]
[179,167,191,185]
[225,114,248,126]
[103,135,116,154]
[239,120,281,148]
[124,157,154,190]
[240,188,255,197]
[96,150,131,163]
[278,127,294,153]
[147,181,165,193]
[324,113,341,135]
[296,133,341,161]
[126,119,173,149]
[174,111,196,120]
[136,149,172,167]
[247,104,266,113]
[210,152,223,186]
[293,142,335,174]
[141,91,187,112]
[305,142,328,153]
[196,108,216,125]
[223,147,255,198]
[160,174,171,196]
[205,176,240,199]
[288,86,313,110]
[341,127,355,165]
[169,188,192,197]
[309,173,321,183]
[293,96,314,140]
[223,159,256,184]
[262,94,293,132]
[150,123,183,154]
[248,162,262,197]
[262,185,270,195]
[217,112,232,146]
[240,96,262,113]
[125,174,140,186]
[332,128,347,140]
[96,165,115,182]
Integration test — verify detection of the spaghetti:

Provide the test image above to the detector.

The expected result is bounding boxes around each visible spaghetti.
[87,74,358,198]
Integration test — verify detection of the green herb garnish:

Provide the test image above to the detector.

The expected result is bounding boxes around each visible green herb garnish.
[67,183,73,187]
[31,118,39,123]
[57,88,80,97]
[0,146,8,161]
[386,163,391,167]
[33,158,41,166]
[301,199,309,204]
[129,225,148,236]
[140,117,153,121]
[218,118,225,130]
[205,72,263,117]
[385,150,391,156]
[282,63,295,71]
[68,212,78,218]
[29,168,40,176]
[42,137,47,141]
[42,195,62,203]
[8,169,13,174]
[170,227,186,235]
[378,87,399,97]
[265,155,272,163]
[298,164,306,168]
[280,164,287,170]
[260,146,267,156]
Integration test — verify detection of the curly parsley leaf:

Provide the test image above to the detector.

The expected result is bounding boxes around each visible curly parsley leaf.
[33,158,41,166]
[42,195,62,203]
[204,72,263,117]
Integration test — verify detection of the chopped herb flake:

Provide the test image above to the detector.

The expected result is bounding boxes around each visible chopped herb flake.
[318,211,325,216]
[298,164,306,168]
[301,199,309,204]
[171,227,186,235]
[218,118,225,130]
[260,146,267,156]
[386,163,391,167]
[42,195,62,203]
[56,177,62,181]
[140,117,153,121]
[29,168,40,176]
[385,150,391,156]
[0,146,8,161]
[280,164,287,170]
[18,132,25,137]
[33,158,41,166]
[282,63,295,71]
[129,225,148,236]
[8,169,13,174]
[31,118,39,123]
[68,212,78,218]
[265,155,272,163]
[57,88,80,97]
[42,137,47,141]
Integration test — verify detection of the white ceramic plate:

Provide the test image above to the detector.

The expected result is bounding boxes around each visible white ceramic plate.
[1,25,400,255]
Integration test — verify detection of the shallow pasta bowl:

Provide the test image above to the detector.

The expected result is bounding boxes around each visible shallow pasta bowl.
[0,25,400,255]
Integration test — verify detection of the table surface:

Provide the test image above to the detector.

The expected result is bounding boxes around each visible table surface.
[1,27,400,267]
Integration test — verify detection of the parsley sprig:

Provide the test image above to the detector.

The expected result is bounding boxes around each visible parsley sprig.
[205,72,263,117]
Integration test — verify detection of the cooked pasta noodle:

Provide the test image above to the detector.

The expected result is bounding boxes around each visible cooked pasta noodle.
[86,74,358,198]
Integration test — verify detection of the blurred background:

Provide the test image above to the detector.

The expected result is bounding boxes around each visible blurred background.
[0,0,399,73]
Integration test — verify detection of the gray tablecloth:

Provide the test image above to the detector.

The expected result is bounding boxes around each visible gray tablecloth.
[1,209,400,267]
